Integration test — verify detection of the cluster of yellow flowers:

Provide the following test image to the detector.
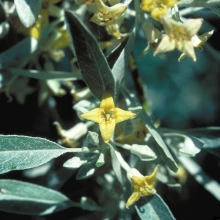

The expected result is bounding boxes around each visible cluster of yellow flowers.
[81,91,158,208]
[80,0,213,62]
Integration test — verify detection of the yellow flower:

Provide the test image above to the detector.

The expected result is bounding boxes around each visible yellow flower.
[29,9,49,40]
[126,166,159,208]
[141,0,178,20]
[51,28,71,50]
[80,92,136,143]
[154,16,203,62]
[90,0,127,39]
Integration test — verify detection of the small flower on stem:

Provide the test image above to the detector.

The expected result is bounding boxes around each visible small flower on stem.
[141,0,178,20]
[90,0,127,39]
[154,16,203,61]
[80,92,136,143]
[126,166,159,208]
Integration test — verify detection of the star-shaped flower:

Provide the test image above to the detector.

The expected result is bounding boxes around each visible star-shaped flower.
[90,0,127,39]
[141,0,178,20]
[80,92,136,143]
[126,166,159,208]
[178,30,214,61]
[154,16,203,61]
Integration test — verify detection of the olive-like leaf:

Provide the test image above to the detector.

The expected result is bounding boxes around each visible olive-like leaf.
[76,157,97,180]
[0,37,38,69]
[109,145,124,185]
[108,29,136,88]
[0,179,72,215]
[65,11,115,100]
[0,135,80,174]
[178,156,220,201]
[135,194,176,220]
[7,68,79,80]
[14,0,42,28]
[130,144,157,161]
[142,111,178,172]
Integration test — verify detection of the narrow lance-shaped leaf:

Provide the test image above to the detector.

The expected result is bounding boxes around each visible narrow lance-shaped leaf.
[65,11,115,100]
[141,110,178,172]
[178,156,220,201]
[0,179,72,215]
[135,194,176,220]
[0,135,80,174]
[109,145,124,185]
[0,37,38,69]
[108,28,136,89]
[186,127,220,158]
[7,68,80,81]
[14,0,42,28]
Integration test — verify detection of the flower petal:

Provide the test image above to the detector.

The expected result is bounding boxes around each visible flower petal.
[99,121,115,142]
[154,35,175,55]
[144,165,159,184]
[184,19,203,38]
[100,92,115,109]
[80,108,102,123]
[183,41,196,62]
[126,192,141,209]
[114,108,136,123]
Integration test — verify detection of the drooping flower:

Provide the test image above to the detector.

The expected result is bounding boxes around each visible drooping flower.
[178,30,214,61]
[154,16,203,61]
[80,92,136,143]
[90,0,127,39]
[126,166,159,208]
[141,0,178,20]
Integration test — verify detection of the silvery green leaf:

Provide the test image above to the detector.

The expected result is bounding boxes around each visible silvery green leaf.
[130,144,157,161]
[23,162,53,178]
[63,156,88,169]
[107,29,135,88]
[65,11,115,100]
[201,137,220,158]
[86,131,99,145]
[178,156,220,201]
[7,68,79,80]
[184,127,220,158]
[0,179,72,215]
[109,145,124,185]
[0,21,9,39]
[135,194,176,220]
[80,197,103,211]
[63,152,98,169]
[0,135,80,174]
[14,0,42,28]
[128,106,143,115]
[96,152,105,167]
[0,37,38,69]
[76,158,97,180]
[142,111,178,172]
[163,133,203,156]
[73,100,98,118]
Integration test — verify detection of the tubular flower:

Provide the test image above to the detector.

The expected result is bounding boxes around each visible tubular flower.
[126,166,159,208]
[80,92,136,143]
[90,0,127,39]
[154,16,203,62]
[141,0,178,21]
